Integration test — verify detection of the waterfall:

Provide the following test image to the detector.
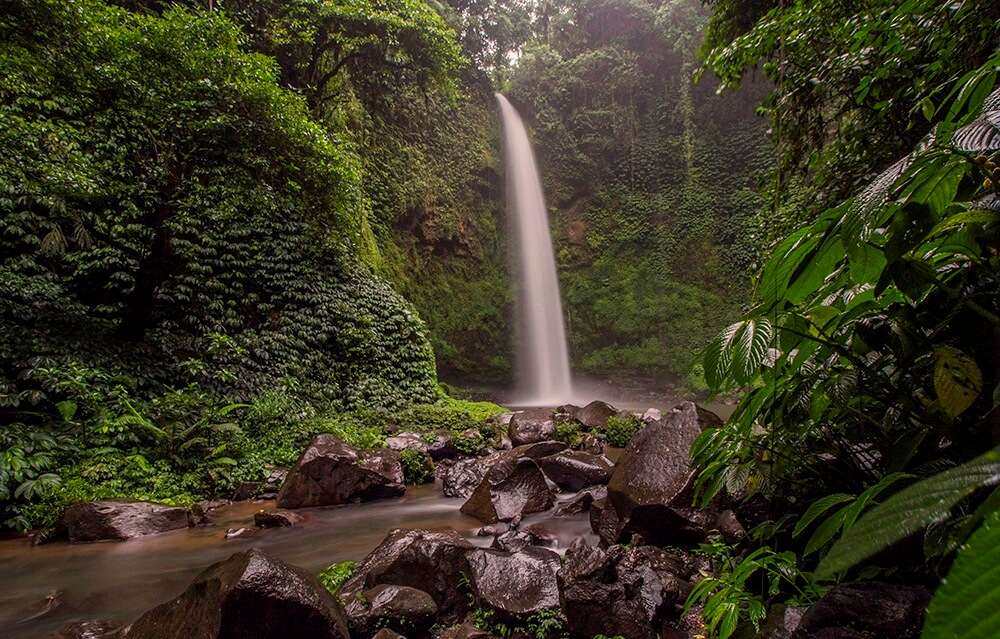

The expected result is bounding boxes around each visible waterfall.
[496,93,574,405]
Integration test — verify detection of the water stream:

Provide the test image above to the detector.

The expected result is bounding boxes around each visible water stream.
[497,94,575,405]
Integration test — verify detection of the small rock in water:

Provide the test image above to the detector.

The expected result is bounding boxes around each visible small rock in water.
[536,449,613,491]
[507,411,556,446]
[254,509,303,528]
[475,522,510,537]
[460,457,555,523]
[224,527,256,539]
[554,485,607,517]
[50,619,123,639]
[641,408,662,423]
[231,481,261,501]
[62,501,194,543]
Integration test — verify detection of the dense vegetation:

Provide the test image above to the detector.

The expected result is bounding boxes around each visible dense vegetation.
[688,1,1000,637]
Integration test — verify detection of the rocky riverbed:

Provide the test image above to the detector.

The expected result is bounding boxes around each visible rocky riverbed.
[2,400,929,639]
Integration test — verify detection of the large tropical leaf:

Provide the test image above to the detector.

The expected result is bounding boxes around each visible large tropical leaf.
[733,319,773,384]
[815,449,1000,580]
[934,346,983,418]
[922,510,1000,639]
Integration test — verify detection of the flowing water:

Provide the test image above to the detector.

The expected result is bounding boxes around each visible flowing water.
[497,94,575,405]
[0,485,596,638]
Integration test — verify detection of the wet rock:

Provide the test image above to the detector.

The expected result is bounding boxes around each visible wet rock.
[254,509,303,528]
[508,440,567,459]
[192,499,230,525]
[277,435,405,508]
[126,549,349,639]
[715,509,745,542]
[441,453,502,498]
[507,412,556,446]
[467,546,561,616]
[490,526,556,553]
[386,432,429,454]
[554,404,581,417]
[371,630,405,639]
[661,606,707,639]
[460,457,556,523]
[344,584,437,636]
[438,625,497,639]
[641,408,662,424]
[576,400,618,430]
[475,522,510,537]
[62,501,194,543]
[589,497,621,544]
[790,582,931,639]
[760,604,806,639]
[599,402,721,545]
[51,620,123,638]
[264,467,288,489]
[427,432,459,460]
[537,450,613,491]
[575,432,606,456]
[340,528,474,624]
[224,527,256,540]
[557,541,703,639]
[231,481,261,501]
[554,485,607,517]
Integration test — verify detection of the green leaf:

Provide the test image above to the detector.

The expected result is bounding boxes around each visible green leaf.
[846,241,886,284]
[922,511,1000,639]
[934,346,983,418]
[816,449,1000,580]
[900,154,967,216]
[786,237,844,304]
[888,257,938,301]
[55,400,77,422]
[925,209,1000,240]
[733,319,773,384]
[793,493,854,537]
[804,504,849,556]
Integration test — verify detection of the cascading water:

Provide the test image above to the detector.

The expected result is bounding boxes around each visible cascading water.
[496,93,574,405]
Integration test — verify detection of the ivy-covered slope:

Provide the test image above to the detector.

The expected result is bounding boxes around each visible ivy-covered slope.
[0,0,438,409]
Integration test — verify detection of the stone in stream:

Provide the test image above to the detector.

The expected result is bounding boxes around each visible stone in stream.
[339,528,474,624]
[490,527,556,553]
[61,501,194,543]
[536,449,613,491]
[598,402,723,545]
[254,509,303,528]
[125,548,350,639]
[385,431,428,454]
[426,432,459,460]
[466,546,561,617]
[231,481,261,501]
[575,400,618,430]
[460,457,556,523]
[554,485,607,517]
[789,582,931,639]
[277,434,404,508]
[223,526,257,540]
[343,584,438,637]
[574,432,606,456]
[507,410,556,446]
[440,441,566,499]
[557,540,705,639]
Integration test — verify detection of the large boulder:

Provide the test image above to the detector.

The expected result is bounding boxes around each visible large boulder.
[339,528,474,624]
[343,584,437,636]
[537,450,613,492]
[557,541,704,639]
[62,501,193,542]
[460,457,556,523]
[576,400,618,430]
[467,547,561,617]
[277,435,405,508]
[790,582,931,639]
[507,411,556,446]
[441,442,566,499]
[125,549,349,639]
[600,402,722,545]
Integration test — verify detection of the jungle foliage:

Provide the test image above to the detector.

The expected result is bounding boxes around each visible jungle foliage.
[691,3,1000,634]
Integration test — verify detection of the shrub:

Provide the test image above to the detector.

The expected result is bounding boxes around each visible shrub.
[605,415,641,448]
[318,560,355,594]
[554,420,582,448]
[399,448,434,485]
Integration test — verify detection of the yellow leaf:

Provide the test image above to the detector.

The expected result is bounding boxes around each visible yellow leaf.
[934,346,982,418]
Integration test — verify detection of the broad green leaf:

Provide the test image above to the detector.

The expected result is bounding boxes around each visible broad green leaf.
[793,493,853,537]
[846,241,886,284]
[816,449,1000,580]
[900,154,967,216]
[734,318,773,384]
[888,257,938,300]
[925,209,1000,240]
[921,511,1000,639]
[805,504,849,556]
[786,238,844,304]
[934,346,983,417]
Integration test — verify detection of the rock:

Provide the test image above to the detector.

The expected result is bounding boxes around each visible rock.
[277,435,405,508]
[467,546,561,616]
[641,408,662,423]
[491,412,516,426]
[344,584,437,636]
[62,501,194,543]
[715,509,745,542]
[340,528,474,624]
[50,620,123,638]
[438,625,497,639]
[264,467,288,489]
[790,582,931,639]
[557,542,703,639]
[600,402,722,545]
[661,606,707,639]
[508,440,567,459]
[192,499,230,525]
[371,630,405,639]
[554,485,607,517]
[254,509,303,528]
[126,549,349,638]
[441,453,502,498]
[231,481,261,501]
[576,400,618,430]
[507,412,556,446]
[490,527,556,553]
[575,432,606,455]
[537,450,613,491]
[760,604,806,639]
[476,522,510,537]
[386,431,429,454]
[224,527,256,539]
[427,432,458,460]
[460,457,556,523]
